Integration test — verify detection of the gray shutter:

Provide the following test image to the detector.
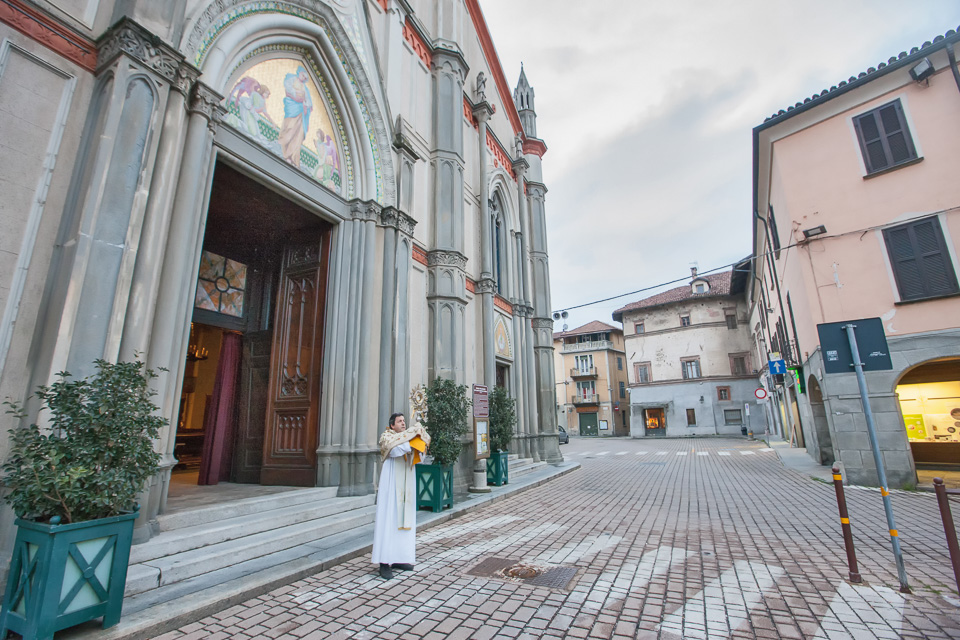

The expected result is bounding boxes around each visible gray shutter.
[884,218,959,300]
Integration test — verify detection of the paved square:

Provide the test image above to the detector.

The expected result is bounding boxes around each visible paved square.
[157,437,960,639]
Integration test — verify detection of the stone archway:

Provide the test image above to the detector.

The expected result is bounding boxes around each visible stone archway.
[894,357,960,469]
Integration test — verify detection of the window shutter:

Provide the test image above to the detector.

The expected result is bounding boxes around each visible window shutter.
[854,100,918,174]
[884,218,959,301]
[855,111,888,173]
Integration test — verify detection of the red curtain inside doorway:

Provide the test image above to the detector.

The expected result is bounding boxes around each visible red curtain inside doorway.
[198,331,242,485]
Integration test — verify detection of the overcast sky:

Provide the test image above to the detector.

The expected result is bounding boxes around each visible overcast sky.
[479,1,960,332]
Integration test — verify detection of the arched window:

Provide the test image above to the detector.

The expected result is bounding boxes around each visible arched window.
[495,216,503,294]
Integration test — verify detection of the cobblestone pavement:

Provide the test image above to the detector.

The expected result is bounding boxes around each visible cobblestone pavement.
[157,437,960,640]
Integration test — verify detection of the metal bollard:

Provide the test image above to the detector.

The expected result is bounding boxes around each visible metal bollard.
[831,466,862,583]
[933,478,960,595]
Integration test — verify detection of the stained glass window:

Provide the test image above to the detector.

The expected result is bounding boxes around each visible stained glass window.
[195,251,247,318]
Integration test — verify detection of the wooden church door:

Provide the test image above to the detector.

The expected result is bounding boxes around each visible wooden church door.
[260,234,330,486]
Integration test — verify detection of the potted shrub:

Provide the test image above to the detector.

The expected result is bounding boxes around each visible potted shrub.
[416,378,469,512]
[486,386,516,487]
[0,359,165,640]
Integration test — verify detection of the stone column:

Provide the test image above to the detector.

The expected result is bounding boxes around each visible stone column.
[140,81,222,539]
[428,46,469,383]
[119,61,199,361]
[514,159,539,460]
[527,182,562,463]
[473,102,496,390]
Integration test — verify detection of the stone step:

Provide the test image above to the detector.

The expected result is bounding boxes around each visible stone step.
[125,503,377,596]
[510,459,547,478]
[155,486,339,531]
[130,493,375,564]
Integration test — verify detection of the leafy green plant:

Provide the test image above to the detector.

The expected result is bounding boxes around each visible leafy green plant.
[423,377,470,467]
[488,386,516,452]
[2,359,165,523]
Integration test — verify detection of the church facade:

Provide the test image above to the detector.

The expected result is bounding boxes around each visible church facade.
[0,0,560,566]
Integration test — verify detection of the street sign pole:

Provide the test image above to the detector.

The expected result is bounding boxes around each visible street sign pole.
[843,323,910,593]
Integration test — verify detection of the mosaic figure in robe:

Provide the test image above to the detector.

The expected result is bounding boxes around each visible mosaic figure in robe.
[279,66,313,167]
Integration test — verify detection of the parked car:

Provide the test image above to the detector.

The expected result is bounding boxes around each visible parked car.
[557,425,569,445]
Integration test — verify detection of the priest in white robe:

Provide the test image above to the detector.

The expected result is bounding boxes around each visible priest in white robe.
[372,413,429,579]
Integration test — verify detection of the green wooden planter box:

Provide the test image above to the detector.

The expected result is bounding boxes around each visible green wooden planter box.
[487,450,509,486]
[416,463,453,512]
[0,510,137,640]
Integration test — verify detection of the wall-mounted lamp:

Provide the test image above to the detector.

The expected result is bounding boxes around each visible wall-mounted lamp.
[802,225,827,239]
[909,57,934,83]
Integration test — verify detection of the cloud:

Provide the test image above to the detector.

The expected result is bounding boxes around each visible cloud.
[479,0,960,331]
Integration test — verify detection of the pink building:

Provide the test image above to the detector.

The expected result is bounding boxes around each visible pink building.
[750,29,960,487]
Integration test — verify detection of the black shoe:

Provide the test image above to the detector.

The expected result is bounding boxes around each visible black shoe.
[379,563,394,579]
[391,563,414,571]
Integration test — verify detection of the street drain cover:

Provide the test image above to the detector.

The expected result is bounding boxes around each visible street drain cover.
[466,557,579,591]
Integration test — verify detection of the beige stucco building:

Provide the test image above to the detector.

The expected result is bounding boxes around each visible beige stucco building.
[553,321,630,437]
[750,29,960,487]
[614,263,765,438]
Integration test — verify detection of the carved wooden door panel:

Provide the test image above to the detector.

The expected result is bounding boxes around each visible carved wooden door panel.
[261,236,329,486]
[231,330,271,483]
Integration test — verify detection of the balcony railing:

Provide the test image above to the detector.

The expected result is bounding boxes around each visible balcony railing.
[572,393,600,405]
[562,340,614,353]
[570,366,598,378]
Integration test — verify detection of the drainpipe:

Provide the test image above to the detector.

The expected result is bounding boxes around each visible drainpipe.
[946,43,960,95]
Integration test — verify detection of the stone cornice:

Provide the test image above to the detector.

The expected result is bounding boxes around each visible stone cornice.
[532,318,554,330]
[98,18,199,94]
[430,40,468,80]
[526,181,548,198]
[0,0,97,71]
[427,250,467,270]
[472,100,494,123]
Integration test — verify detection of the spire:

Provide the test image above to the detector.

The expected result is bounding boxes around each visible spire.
[513,64,537,138]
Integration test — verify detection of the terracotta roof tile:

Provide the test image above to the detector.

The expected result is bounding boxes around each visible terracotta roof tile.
[612,272,732,320]
[763,27,959,124]
[553,320,620,340]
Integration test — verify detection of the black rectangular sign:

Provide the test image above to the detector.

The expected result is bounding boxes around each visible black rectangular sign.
[817,317,892,374]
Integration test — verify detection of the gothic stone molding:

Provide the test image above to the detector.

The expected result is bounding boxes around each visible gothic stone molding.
[188,82,225,130]
[185,0,396,207]
[427,250,467,270]
[526,181,547,200]
[531,318,554,330]
[475,277,496,295]
[98,18,199,94]
[379,206,417,236]
[430,43,468,83]
[350,199,381,223]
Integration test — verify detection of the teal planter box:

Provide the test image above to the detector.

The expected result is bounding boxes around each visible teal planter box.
[0,510,137,640]
[416,464,453,512]
[486,451,509,486]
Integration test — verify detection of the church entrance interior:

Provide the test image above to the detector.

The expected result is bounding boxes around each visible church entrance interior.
[170,162,332,496]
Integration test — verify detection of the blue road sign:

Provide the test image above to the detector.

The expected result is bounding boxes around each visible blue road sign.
[768,359,786,375]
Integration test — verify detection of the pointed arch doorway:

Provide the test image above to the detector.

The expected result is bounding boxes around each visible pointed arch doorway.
[171,162,332,490]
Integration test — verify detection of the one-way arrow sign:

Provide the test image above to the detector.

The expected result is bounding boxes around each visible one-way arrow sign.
[768,359,786,375]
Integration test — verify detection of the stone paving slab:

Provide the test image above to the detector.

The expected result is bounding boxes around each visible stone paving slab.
[84,437,960,638]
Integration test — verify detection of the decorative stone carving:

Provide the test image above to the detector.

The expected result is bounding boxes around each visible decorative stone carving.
[475,278,497,295]
[98,18,197,90]
[475,71,486,102]
[427,250,467,270]
[378,207,417,236]
[350,200,381,222]
[532,318,555,330]
[188,82,224,131]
